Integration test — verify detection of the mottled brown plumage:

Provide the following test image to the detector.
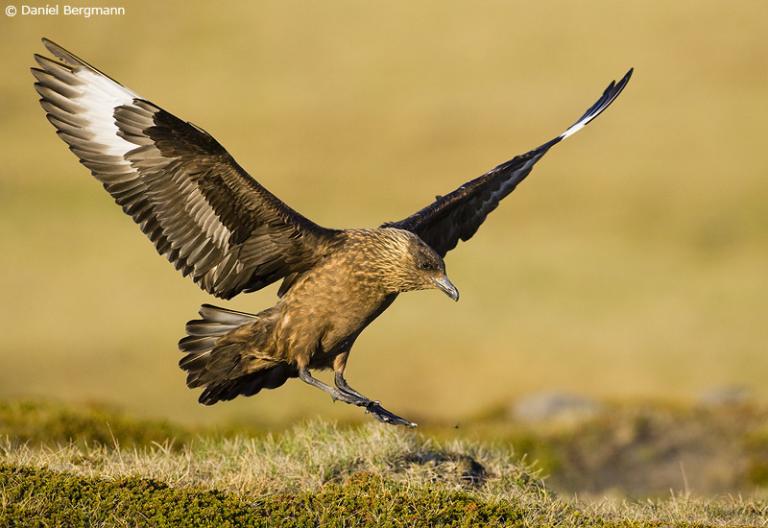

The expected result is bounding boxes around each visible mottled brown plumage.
[33,38,631,425]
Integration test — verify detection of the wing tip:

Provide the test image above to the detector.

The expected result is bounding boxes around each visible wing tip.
[559,67,634,140]
[41,37,76,65]
[613,67,634,97]
[38,37,130,89]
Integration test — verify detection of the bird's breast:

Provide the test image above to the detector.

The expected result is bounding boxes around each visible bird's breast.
[276,263,390,362]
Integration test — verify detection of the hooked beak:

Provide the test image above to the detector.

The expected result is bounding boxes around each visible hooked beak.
[433,274,460,302]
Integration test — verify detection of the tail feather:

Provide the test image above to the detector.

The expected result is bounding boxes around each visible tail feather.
[185,322,234,337]
[198,304,257,324]
[198,363,295,404]
[184,304,257,335]
[179,336,220,354]
[178,304,293,405]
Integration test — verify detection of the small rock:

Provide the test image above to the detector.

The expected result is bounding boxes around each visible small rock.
[401,451,486,486]
[456,455,486,486]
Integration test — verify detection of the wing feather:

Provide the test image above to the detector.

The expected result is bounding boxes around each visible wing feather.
[383,69,633,257]
[33,38,337,299]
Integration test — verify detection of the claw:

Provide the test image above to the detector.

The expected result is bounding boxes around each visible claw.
[364,401,417,427]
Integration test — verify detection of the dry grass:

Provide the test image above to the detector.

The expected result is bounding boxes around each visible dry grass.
[0,421,539,498]
[2,420,767,527]
[1,1,767,426]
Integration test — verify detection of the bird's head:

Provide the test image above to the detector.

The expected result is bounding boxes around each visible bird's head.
[376,228,459,301]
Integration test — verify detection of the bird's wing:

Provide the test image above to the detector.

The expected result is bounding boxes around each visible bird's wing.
[32,38,338,299]
[382,69,633,257]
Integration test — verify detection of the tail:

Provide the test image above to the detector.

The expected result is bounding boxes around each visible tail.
[178,304,293,405]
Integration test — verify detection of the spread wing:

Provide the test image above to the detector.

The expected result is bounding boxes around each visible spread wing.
[383,69,633,257]
[32,38,337,299]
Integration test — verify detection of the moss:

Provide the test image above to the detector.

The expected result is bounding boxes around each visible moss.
[0,464,534,527]
[2,463,726,527]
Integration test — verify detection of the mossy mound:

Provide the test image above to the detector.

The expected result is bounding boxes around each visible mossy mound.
[0,464,656,528]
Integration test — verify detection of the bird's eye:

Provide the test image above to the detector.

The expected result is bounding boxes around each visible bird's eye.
[418,262,434,271]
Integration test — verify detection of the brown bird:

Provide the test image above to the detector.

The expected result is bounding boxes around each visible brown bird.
[32,38,632,426]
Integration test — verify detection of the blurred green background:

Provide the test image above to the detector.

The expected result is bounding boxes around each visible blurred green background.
[1,1,766,426]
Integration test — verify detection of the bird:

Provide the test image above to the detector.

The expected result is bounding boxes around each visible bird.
[32,38,632,427]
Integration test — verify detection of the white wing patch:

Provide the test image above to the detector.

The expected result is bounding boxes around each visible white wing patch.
[75,69,138,157]
[559,103,601,140]
[559,71,632,141]
[560,119,587,140]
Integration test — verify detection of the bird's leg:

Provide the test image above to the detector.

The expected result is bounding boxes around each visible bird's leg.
[331,353,417,428]
[334,372,369,401]
[332,353,370,401]
[298,367,367,406]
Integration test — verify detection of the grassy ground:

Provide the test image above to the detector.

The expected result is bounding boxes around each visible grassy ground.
[1,1,767,425]
[4,464,766,528]
[3,399,768,497]
[1,400,767,526]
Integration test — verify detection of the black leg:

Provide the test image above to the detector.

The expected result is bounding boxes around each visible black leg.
[300,368,416,427]
[334,372,370,401]
[298,368,366,405]
[335,371,417,427]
